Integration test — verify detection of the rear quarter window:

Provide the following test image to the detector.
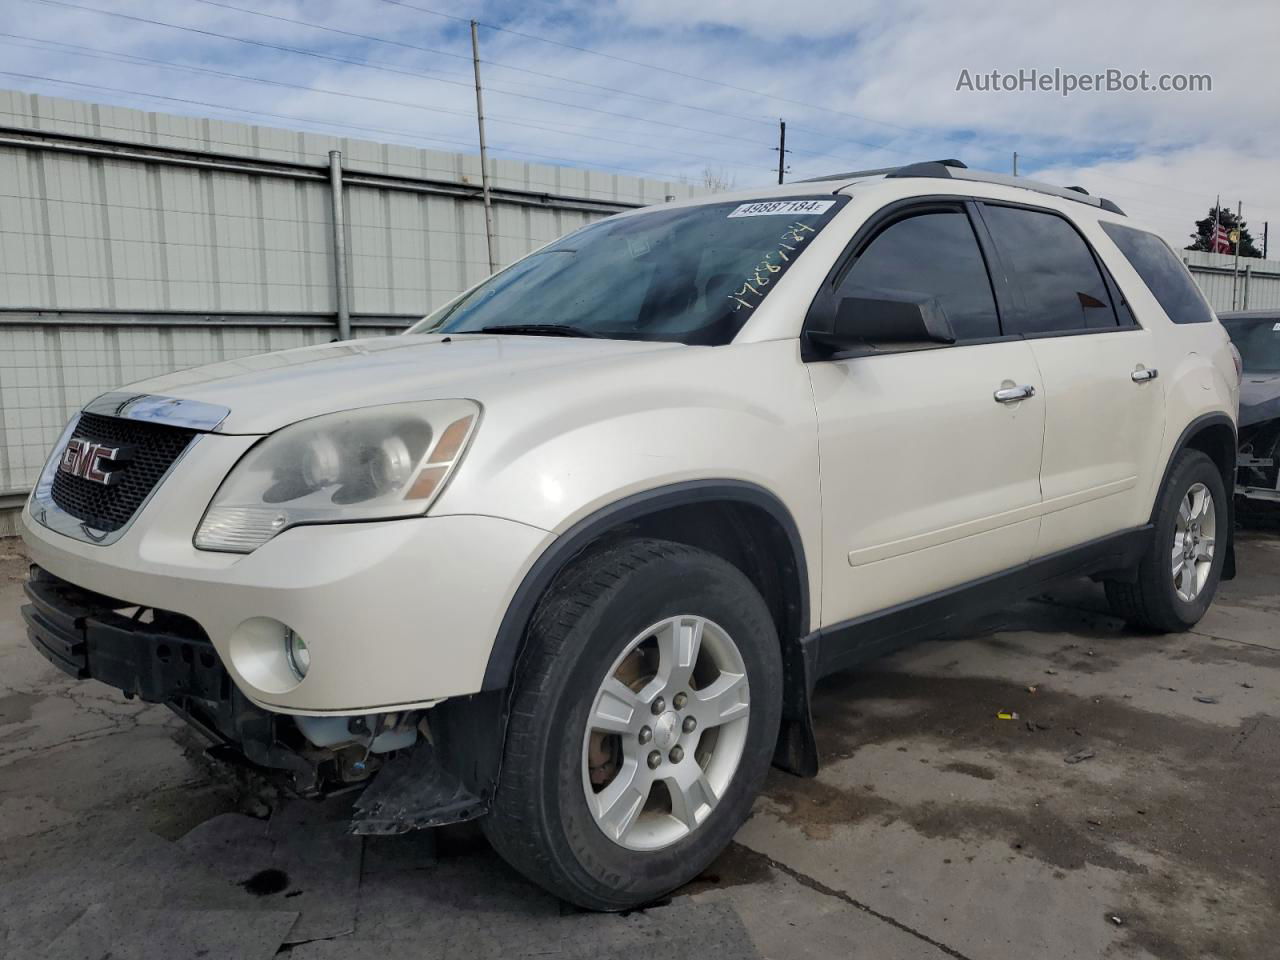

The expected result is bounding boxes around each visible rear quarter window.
[1100,222,1215,325]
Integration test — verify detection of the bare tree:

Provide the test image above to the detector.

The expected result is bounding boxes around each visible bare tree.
[700,166,737,193]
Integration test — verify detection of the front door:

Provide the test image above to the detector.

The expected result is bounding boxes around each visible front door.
[808,203,1046,628]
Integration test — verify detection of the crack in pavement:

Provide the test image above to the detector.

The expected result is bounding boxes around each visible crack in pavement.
[740,841,978,960]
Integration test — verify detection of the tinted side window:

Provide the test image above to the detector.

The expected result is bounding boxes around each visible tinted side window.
[982,205,1117,334]
[837,210,1000,340]
[1100,222,1215,325]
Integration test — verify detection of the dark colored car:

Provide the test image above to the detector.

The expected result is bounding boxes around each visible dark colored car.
[1220,310,1280,514]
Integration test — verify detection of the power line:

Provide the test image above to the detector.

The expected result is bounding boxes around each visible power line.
[1022,152,1277,217]
[378,0,1228,175]
[1017,153,1277,225]
[0,71,711,183]
[0,33,772,172]
[185,0,784,135]
[22,0,939,171]
[22,0,1255,215]
[23,0,781,155]
[376,0,942,141]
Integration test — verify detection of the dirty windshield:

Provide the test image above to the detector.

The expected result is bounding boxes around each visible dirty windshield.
[413,196,847,345]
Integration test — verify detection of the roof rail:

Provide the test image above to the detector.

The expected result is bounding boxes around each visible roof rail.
[942,168,1126,215]
[797,159,966,183]
[800,159,1125,216]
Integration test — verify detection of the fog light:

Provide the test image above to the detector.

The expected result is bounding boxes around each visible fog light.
[286,629,310,679]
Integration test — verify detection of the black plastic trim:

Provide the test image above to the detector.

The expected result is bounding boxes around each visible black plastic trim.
[972,198,1129,335]
[805,525,1154,683]
[1151,411,1237,580]
[479,480,810,691]
[1153,412,1237,520]
[1017,325,1146,341]
[801,196,1003,359]
[22,570,229,703]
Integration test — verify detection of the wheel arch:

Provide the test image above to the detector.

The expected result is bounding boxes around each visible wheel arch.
[1153,411,1237,578]
[480,479,811,694]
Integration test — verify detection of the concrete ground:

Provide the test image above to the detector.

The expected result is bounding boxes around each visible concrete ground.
[1,530,1277,960]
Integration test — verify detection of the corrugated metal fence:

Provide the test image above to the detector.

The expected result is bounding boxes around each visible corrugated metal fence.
[3,90,1278,534]
[0,92,699,530]
[1182,250,1280,312]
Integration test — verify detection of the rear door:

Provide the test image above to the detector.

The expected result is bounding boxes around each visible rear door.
[808,201,1046,627]
[976,202,1165,556]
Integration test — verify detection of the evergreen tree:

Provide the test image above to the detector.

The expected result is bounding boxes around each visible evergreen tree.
[1186,205,1262,257]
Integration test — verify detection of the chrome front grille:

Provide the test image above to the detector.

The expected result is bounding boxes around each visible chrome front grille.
[49,413,197,533]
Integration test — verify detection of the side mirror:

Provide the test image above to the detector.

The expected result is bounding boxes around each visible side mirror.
[807,293,956,356]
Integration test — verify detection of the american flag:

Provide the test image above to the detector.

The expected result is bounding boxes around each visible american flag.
[1211,222,1232,253]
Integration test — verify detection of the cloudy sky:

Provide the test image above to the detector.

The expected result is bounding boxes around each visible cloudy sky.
[1,0,1276,250]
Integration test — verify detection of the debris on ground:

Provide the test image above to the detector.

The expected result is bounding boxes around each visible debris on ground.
[997,711,1019,720]
[1193,695,1220,704]
[1064,748,1096,764]
[1027,685,1039,694]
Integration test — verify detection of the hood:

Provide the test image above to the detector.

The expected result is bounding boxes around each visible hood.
[121,333,682,433]
[1240,371,1280,428]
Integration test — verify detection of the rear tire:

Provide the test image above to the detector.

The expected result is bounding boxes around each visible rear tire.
[483,537,782,911]
[1106,449,1227,632]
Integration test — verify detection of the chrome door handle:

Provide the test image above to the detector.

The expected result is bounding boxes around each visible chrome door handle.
[994,384,1036,403]
[1131,367,1159,382]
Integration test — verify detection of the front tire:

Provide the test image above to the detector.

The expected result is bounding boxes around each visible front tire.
[1106,449,1227,632]
[483,537,782,910]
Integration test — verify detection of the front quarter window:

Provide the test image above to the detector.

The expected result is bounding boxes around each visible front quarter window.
[411,196,847,346]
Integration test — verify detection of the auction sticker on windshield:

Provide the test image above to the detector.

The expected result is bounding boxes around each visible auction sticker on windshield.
[728,199,836,218]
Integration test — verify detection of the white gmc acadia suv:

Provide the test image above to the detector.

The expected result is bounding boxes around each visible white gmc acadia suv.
[20,160,1240,910]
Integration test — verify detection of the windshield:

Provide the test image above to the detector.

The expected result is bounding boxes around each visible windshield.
[411,196,847,345]
[1224,318,1280,373]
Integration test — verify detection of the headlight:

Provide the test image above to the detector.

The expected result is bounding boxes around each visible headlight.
[195,399,480,553]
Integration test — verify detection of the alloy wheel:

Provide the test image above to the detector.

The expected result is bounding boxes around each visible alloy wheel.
[1172,481,1216,602]
[581,615,750,851]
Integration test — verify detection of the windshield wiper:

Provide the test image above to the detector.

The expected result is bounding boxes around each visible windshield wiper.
[478,323,603,339]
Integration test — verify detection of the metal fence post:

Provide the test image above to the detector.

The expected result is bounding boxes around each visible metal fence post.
[328,150,352,340]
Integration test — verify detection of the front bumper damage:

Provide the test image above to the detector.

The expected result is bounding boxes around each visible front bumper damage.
[21,565,492,834]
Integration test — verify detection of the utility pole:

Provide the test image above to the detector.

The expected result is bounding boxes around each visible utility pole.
[470,20,498,275]
[1264,222,1269,260]
[1012,151,1018,176]
[327,150,351,341]
[1231,200,1243,310]
[774,119,789,184]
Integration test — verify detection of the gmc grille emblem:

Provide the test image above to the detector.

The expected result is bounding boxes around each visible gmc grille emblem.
[59,438,134,486]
